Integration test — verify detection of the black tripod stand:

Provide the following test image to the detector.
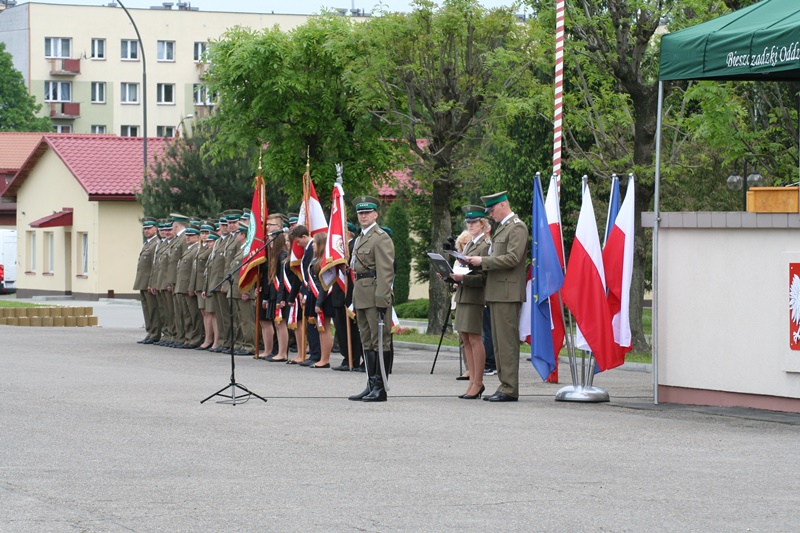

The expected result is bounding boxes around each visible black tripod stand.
[430,283,458,375]
[201,233,281,405]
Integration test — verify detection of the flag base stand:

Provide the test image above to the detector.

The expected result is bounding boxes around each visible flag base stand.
[554,385,609,403]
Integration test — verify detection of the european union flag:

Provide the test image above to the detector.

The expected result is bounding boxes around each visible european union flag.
[531,175,565,381]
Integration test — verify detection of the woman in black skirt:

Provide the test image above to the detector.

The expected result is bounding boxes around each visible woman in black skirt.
[258,216,290,361]
[309,232,334,368]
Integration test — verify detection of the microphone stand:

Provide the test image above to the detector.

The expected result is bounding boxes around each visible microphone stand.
[201,231,285,405]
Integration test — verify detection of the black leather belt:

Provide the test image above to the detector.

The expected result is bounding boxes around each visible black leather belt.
[355,271,377,280]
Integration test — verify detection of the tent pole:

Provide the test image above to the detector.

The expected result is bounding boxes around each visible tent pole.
[652,81,664,406]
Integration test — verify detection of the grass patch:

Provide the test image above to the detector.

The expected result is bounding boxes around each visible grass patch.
[394,328,532,354]
[0,300,51,308]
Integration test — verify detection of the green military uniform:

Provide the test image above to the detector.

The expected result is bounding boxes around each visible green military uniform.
[349,196,394,402]
[167,214,190,347]
[478,191,528,400]
[210,214,233,351]
[134,217,160,343]
[176,224,201,348]
[228,223,255,355]
[453,206,491,335]
[152,221,175,345]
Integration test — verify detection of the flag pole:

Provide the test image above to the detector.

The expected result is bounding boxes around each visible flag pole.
[299,148,311,362]
[335,163,354,370]
[254,151,263,358]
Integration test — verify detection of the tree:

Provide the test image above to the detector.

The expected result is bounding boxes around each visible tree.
[347,0,536,334]
[204,15,402,205]
[0,42,52,132]
[138,120,285,218]
[384,195,412,305]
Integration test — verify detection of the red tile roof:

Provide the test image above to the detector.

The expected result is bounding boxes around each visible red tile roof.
[0,132,46,172]
[3,135,167,201]
[376,139,427,200]
[29,208,73,228]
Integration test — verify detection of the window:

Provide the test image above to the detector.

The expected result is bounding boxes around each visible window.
[91,125,107,134]
[53,125,72,133]
[91,38,105,60]
[120,82,139,104]
[44,232,54,273]
[156,83,175,105]
[44,81,71,102]
[91,82,106,103]
[45,37,71,58]
[157,40,175,61]
[156,126,176,138]
[120,125,139,137]
[79,232,88,275]
[193,41,208,62]
[27,231,36,272]
[193,84,216,106]
[121,39,139,60]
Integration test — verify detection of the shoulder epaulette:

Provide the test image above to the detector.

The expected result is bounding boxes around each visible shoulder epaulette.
[513,217,522,224]
[375,228,385,235]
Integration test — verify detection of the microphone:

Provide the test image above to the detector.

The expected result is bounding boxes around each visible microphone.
[268,227,289,236]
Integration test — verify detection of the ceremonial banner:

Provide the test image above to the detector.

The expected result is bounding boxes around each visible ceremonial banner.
[319,182,348,291]
[238,173,267,293]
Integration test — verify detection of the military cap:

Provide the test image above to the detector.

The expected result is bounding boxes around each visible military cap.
[237,222,249,233]
[462,204,488,222]
[218,213,228,225]
[200,221,215,232]
[207,233,220,241]
[480,191,508,210]
[347,221,358,233]
[226,209,243,221]
[170,213,189,223]
[189,218,202,226]
[353,196,379,213]
[142,217,158,228]
[288,212,299,224]
[158,218,172,229]
[185,225,200,236]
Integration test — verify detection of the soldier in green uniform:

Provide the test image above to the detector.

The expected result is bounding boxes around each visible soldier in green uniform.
[465,191,528,402]
[166,214,190,348]
[193,222,215,349]
[175,223,201,348]
[153,219,175,346]
[348,196,395,403]
[228,219,255,355]
[134,217,160,344]
[209,213,233,352]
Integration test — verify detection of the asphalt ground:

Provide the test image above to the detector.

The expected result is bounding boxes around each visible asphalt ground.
[1,298,799,531]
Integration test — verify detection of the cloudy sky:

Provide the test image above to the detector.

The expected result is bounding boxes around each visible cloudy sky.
[18,0,530,16]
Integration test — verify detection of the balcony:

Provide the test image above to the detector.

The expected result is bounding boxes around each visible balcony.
[49,102,80,119]
[49,58,81,76]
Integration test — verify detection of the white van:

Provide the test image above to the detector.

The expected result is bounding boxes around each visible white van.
[0,229,17,291]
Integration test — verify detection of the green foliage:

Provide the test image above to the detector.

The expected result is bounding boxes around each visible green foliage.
[0,42,52,132]
[384,195,412,305]
[394,298,429,319]
[138,120,286,218]
[204,16,403,204]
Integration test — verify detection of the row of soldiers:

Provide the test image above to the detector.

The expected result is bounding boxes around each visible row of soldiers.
[133,210,257,354]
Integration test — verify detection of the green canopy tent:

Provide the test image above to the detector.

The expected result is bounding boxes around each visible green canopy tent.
[652,0,800,403]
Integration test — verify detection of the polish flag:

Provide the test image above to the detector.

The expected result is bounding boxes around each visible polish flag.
[562,182,620,371]
[290,173,328,276]
[602,174,635,357]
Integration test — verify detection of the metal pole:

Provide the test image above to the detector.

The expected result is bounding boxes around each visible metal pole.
[742,160,748,212]
[653,81,664,405]
[117,1,147,178]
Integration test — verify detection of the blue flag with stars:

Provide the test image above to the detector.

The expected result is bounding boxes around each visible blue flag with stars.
[531,175,565,381]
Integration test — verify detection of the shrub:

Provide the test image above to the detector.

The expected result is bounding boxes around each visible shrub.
[395,299,429,319]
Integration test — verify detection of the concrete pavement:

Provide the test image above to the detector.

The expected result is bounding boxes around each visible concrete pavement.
[1,297,799,531]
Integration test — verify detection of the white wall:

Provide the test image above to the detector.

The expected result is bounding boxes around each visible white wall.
[657,223,800,399]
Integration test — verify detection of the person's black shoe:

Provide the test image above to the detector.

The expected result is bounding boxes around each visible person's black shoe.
[173,343,186,349]
[332,363,350,371]
[361,387,387,402]
[143,338,155,345]
[137,337,148,344]
[352,365,366,373]
[348,386,371,401]
[299,359,317,367]
[483,392,518,402]
[234,350,250,356]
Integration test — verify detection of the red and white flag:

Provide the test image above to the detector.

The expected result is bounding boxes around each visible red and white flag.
[602,175,635,357]
[319,182,348,292]
[544,176,565,381]
[238,173,267,293]
[562,182,620,371]
[290,169,328,276]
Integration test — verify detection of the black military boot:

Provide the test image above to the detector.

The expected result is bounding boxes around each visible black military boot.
[362,348,388,402]
[348,350,376,401]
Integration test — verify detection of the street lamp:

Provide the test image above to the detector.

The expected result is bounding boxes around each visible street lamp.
[115,0,147,179]
[176,114,194,138]
[727,159,764,211]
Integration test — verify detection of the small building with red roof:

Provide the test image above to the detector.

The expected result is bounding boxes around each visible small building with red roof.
[0,132,47,227]
[2,135,166,299]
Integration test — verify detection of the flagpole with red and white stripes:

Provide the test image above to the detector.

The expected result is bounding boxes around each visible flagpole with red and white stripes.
[552,0,566,190]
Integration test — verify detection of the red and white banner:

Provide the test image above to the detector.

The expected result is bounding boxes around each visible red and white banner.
[562,182,619,371]
[320,182,348,292]
[238,174,267,293]
[602,175,635,357]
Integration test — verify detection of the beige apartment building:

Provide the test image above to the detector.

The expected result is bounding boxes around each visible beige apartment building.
[0,2,338,136]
